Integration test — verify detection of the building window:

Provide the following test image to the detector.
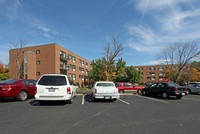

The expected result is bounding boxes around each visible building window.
[72,65,76,71]
[159,72,165,75]
[86,69,88,74]
[72,56,76,63]
[85,62,88,67]
[36,61,40,64]
[36,50,40,54]
[81,68,84,73]
[68,54,71,59]
[72,74,76,80]
[81,61,84,66]
[68,73,72,78]
[147,67,155,70]
[36,72,40,76]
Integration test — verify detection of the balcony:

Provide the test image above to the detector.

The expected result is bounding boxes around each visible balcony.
[60,54,68,61]
[60,64,68,70]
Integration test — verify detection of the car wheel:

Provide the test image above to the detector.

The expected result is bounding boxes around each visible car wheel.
[162,92,168,99]
[176,95,182,99]
[17,91,28,101]
[142,90,146,96]
[137,89,142,95]
[119,90,124,94]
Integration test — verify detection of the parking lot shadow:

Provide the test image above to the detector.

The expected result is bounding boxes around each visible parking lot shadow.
[84,94,115,103]
[139,94,184,100]
[29,100,70,106]
[0,97,34,103]
[0,98,18,103]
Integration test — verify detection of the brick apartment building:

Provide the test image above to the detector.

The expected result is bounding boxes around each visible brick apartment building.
[9,43,91,87]
[134,65,175,83]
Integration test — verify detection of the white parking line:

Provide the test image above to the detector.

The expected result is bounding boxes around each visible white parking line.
[81,95,85,105]
[138,95,169,104]
[118,98,130,105]
[182,98,200,102]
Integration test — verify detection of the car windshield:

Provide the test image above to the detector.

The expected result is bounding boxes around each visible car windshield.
[167,83,180,87]
[38,76,67,86]
[96,83,114,87]
[0,79,20,84]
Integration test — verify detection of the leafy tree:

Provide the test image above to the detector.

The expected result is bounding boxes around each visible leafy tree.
[165,67,200,84]
[0,73,9,81]
[124,66,141,83]
[190,61,200,72]
[89,57,127,82]
[0,63,9,81]
[89,58,106,81]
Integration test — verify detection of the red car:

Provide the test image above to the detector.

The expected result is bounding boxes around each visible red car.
[0,79,37,101]
[115,82,143,93]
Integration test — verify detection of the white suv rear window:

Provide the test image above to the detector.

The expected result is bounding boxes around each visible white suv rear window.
[38,76,67,86]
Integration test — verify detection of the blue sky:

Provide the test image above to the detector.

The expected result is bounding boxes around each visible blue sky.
[0,0,200,66]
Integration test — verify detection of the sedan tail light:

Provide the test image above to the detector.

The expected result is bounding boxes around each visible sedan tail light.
[67,87,71,94]
[2,85,12,90]
[172,88,178,91]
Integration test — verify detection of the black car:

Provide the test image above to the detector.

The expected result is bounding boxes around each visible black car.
[142,82,189,99]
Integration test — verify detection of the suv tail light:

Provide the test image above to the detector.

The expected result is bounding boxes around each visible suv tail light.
[67,87,71,94]
[95,89,97,93]
[172,88,178,91]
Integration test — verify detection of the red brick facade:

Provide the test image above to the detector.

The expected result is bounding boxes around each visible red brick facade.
[134,65,170,83]
[9,43,91,87]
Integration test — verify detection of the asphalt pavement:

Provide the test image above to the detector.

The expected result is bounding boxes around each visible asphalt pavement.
[0,93,200,134]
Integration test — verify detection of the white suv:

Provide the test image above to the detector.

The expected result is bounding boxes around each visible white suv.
[35,74,77,104]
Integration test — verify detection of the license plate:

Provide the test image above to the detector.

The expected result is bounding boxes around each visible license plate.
[182,93,185,95]
[105,96,111,99]
[49,89,55,92]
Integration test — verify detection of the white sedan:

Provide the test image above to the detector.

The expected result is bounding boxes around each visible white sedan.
[92,81,120,101]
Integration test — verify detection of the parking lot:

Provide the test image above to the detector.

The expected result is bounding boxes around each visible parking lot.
[0,93,200,134]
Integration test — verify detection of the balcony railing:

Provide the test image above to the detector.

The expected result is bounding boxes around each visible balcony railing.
[60,64,68,70]
[60,54,68,61]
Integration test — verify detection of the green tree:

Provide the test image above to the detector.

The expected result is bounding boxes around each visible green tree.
[190,61,200,72]
[89,58,106,81]
[0,73,9,81]
[124,66,141,83]
[114,58,126,82]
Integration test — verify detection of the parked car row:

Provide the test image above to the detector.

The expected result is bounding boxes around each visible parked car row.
[1,74,200,102]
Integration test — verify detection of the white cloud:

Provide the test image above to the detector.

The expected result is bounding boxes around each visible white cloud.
[5,0,23,19]
[142,59,174,65]
[126,0,200,54]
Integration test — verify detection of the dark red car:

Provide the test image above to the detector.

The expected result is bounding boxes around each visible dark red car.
[0,79,37,101]
[115,82,143,93]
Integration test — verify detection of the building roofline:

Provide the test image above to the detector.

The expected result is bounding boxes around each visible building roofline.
[10,43,91,63]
